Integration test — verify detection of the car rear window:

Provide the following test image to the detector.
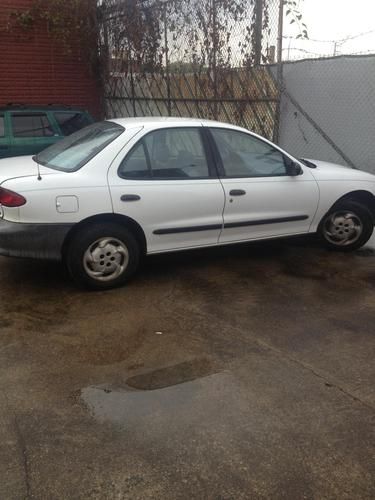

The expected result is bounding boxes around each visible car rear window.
[35,121,124,172]
[11,113,54,137]
[0,115,4,137]
[54,112,92,136]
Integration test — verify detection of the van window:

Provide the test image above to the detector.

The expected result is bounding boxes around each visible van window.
[54,112,92,136]
[11,113,54,138]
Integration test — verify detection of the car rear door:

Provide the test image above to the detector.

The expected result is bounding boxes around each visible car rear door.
[108,126,225,253]
[9,111,59,157]
[208,127,319,243]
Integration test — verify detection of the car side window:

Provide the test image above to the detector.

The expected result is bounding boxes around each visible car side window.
[210,128,287,178]
[11,113,54,138]
[119,141,150,179]
[119,128,210,180]
[0,115,4,137]
[54,112,92,136]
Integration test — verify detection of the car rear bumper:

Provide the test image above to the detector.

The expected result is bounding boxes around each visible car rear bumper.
[0,219,72,261]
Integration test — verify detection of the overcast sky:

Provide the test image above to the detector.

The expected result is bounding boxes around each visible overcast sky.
[283,0,375,59]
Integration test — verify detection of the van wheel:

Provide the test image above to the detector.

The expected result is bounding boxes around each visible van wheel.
[318,201,374,252]
[66,223,140,290]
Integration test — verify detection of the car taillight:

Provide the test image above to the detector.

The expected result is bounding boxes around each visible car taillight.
[0,187,26,207]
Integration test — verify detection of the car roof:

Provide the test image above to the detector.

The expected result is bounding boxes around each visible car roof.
[109,116,250,133]
[0,105,88,112]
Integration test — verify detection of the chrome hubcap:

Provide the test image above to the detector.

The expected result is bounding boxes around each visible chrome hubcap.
[83,238,129,282]
[323,211,363,246]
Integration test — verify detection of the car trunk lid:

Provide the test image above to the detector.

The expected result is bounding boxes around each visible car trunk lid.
[0,155,57,185]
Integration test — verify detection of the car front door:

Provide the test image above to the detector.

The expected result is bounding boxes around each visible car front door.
[108,126,225,253]
[208,127,319,243]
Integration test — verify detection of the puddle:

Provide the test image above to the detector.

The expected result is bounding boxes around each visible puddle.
[126,358,218,391]
[81,381,197,425]
[81,366,236,428]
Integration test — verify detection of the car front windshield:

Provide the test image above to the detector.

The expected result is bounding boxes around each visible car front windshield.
[35,121,124,172]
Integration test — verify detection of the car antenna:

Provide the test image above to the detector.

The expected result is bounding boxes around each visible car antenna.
[32,155,42,181]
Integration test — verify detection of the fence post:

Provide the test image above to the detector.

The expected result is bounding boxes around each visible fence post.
[100,6,110,118]
[129,45,137,117]
[212,0,218,120]
[254,0,263,66]
[273,0,284,143]
[164,3,172,116]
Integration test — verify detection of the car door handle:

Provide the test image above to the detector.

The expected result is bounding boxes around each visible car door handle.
[121,194,141,202]
[229,189,246,196]
[0,146,9,150]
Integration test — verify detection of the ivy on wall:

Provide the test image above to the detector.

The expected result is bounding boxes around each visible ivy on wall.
[7,0,99,73]
[6,0,307,81]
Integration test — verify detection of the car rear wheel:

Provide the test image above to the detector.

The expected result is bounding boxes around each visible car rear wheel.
[66,223,140,290]
[319,201,374,251]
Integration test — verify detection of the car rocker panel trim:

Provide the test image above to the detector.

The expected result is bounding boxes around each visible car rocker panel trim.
[153,215,309,235]
[224,215,309,229]
[154,224,223,235]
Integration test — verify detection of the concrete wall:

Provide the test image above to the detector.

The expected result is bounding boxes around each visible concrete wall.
[275,55,375,173]
[0,0,102,118]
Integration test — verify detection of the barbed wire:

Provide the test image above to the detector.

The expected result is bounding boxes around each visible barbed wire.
[283,47,375,61]
[283,29,375,44]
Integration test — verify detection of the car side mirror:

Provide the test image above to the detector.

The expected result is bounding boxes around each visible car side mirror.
[285,158,303,176]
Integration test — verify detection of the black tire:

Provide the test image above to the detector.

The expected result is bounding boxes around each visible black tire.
[65,223,140,290]
[318,201,374,252]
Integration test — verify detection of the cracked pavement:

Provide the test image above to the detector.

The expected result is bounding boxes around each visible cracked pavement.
[0,235,374,499]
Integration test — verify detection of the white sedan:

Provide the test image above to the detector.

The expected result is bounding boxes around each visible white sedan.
[0,117,374,289]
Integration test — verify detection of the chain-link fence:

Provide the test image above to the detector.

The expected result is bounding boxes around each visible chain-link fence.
[99,0,375,173]
[100,0,283,141]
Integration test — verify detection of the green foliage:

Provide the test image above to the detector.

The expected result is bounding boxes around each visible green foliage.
[8,9,36,30]
[7,0,307,82]
[285,0,308,39]
[7,0,99,67]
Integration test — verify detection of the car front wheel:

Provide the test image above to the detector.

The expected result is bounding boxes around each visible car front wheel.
[319,201,374,251]
[66,223,140,290]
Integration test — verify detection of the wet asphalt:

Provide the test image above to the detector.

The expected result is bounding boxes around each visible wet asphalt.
[0,234,374,499]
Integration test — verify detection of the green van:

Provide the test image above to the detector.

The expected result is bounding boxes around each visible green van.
[0,105,94,159]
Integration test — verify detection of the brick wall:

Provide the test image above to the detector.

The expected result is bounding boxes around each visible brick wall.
[0,0,102,118]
